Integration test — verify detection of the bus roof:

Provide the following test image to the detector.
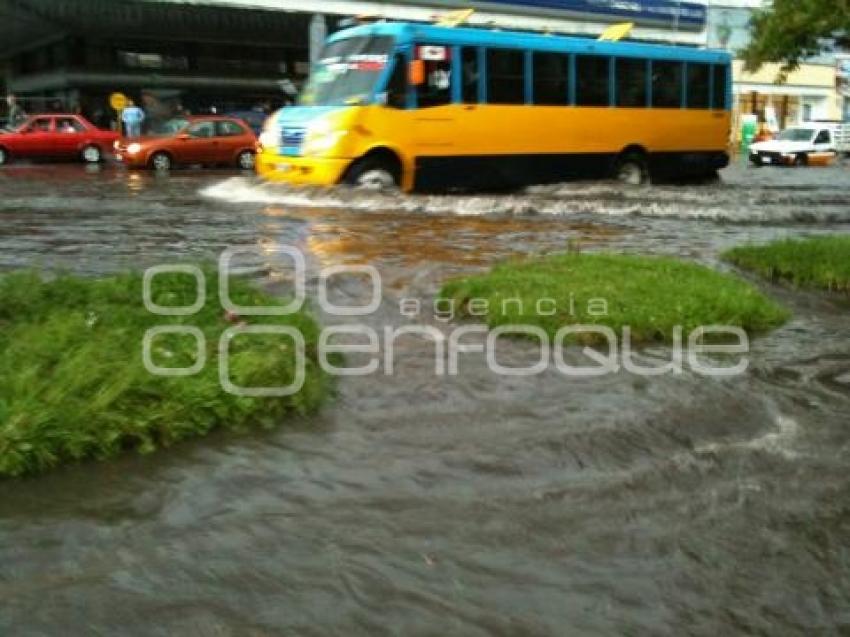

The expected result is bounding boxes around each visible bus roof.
[327,22,731,64]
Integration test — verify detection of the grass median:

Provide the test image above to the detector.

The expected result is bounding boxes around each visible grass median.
[0,269,331,478]
[438,252,789,344]
[723,235,850,294]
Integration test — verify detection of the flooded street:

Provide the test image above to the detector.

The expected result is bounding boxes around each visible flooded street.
[1,161,849,634]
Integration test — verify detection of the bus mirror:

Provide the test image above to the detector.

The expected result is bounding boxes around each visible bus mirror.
[409,60,425,86]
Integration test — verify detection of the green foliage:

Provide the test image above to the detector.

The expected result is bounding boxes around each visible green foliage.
[0,269,332,478]
[742,0,850,74]
[439,252,789,344]
[723,235,850,293]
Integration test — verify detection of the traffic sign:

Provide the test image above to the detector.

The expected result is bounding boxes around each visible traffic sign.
[109,92,128,111]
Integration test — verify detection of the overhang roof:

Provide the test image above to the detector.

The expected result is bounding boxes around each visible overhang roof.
[0,0,313,58]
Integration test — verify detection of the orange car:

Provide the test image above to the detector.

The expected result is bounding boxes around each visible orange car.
[114,116,257,170]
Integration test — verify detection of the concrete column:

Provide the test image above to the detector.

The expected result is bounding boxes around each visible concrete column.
[309,14,327,67]
[2,61,11,96]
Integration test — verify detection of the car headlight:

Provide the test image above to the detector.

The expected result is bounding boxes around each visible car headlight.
[127,143,142,155]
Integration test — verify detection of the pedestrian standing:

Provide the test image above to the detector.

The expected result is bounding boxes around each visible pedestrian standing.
[121,101,145,138]
[6,94,27,129]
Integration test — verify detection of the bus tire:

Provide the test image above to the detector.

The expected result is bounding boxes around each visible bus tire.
[793,153,808,167]
[614,152,649,185]
[345,156,400,190]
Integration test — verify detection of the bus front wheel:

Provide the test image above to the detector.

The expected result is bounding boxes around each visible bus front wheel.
[614,152,649,185]
[345,157,400,191]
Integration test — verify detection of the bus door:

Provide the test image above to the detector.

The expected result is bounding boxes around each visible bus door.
[411,44,457,153]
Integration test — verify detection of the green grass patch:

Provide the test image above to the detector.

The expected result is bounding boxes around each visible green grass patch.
[723,235,850,294]
[0,269,332,478]
[439,252,789,344]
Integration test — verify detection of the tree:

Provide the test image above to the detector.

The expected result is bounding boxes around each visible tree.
[741,0,850,74]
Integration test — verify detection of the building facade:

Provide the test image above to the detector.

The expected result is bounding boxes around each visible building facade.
[1,0,712,127]
[4,0,843,133]
[707,0,846,135]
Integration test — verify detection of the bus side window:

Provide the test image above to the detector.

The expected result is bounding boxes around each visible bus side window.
[533,52,569,105]
[576,55,610,107]
[652,60,683,108]
[461,48,479,103]
[616,58,648,107]
[487,49,525,104]
[416,45,452,108]
[686,63,710,109]
[385,54,408,109]
[712,65,728,110]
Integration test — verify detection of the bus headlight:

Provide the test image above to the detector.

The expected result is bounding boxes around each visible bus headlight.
[303,130,347,155]
[303,120,347,156]
[258,129,279,150]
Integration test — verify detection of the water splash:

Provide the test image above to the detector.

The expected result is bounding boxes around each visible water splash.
[201,166,850,224]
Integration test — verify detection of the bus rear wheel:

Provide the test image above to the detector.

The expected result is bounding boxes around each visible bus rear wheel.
[614,152,649,185]
[345,157,400,191]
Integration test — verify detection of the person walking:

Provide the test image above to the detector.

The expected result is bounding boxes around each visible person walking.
[121,101,145,138]
[6,94,27,129]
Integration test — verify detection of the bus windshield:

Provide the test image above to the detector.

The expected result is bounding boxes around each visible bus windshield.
[300,36,394,107]
[777,128,816,142]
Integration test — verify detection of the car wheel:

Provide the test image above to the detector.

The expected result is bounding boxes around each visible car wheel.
[614,152,649,185]
[344,157,400,190]
[237,150,256,170]
[0,147,7,166]
[749,154,763,167]
[793,153,808,167]
[81,144,102,164]
[150,152,172,171]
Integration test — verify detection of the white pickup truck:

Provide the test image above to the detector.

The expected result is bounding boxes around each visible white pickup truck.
[749,123,849,167]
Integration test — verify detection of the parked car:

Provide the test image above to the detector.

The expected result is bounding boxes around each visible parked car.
[0,114,119,165]
[114,116,257,171]
[749,125,842,167]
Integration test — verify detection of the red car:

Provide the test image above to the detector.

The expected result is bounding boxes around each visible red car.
[0,114,119,165]
[114,116,257,171]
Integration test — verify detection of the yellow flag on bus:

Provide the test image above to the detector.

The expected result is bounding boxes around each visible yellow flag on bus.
[436,9,475,27]
[598,22,634,42]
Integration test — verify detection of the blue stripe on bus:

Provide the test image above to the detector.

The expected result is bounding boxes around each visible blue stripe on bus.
[329,23,731,66]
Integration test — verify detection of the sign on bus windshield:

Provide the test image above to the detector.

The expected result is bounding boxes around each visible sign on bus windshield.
[300,36,392,107]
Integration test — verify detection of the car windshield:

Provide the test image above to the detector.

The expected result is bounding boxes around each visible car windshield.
[148,118,190,137]
[299,36,393,107]
[778,128,816,142]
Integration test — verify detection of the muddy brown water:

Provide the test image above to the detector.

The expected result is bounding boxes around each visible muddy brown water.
[0,161,848,635]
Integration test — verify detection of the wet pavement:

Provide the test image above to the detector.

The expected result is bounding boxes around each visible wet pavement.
[0,160,849,635]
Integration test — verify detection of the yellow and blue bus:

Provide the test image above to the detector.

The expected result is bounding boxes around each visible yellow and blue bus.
[257,21,732,191]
